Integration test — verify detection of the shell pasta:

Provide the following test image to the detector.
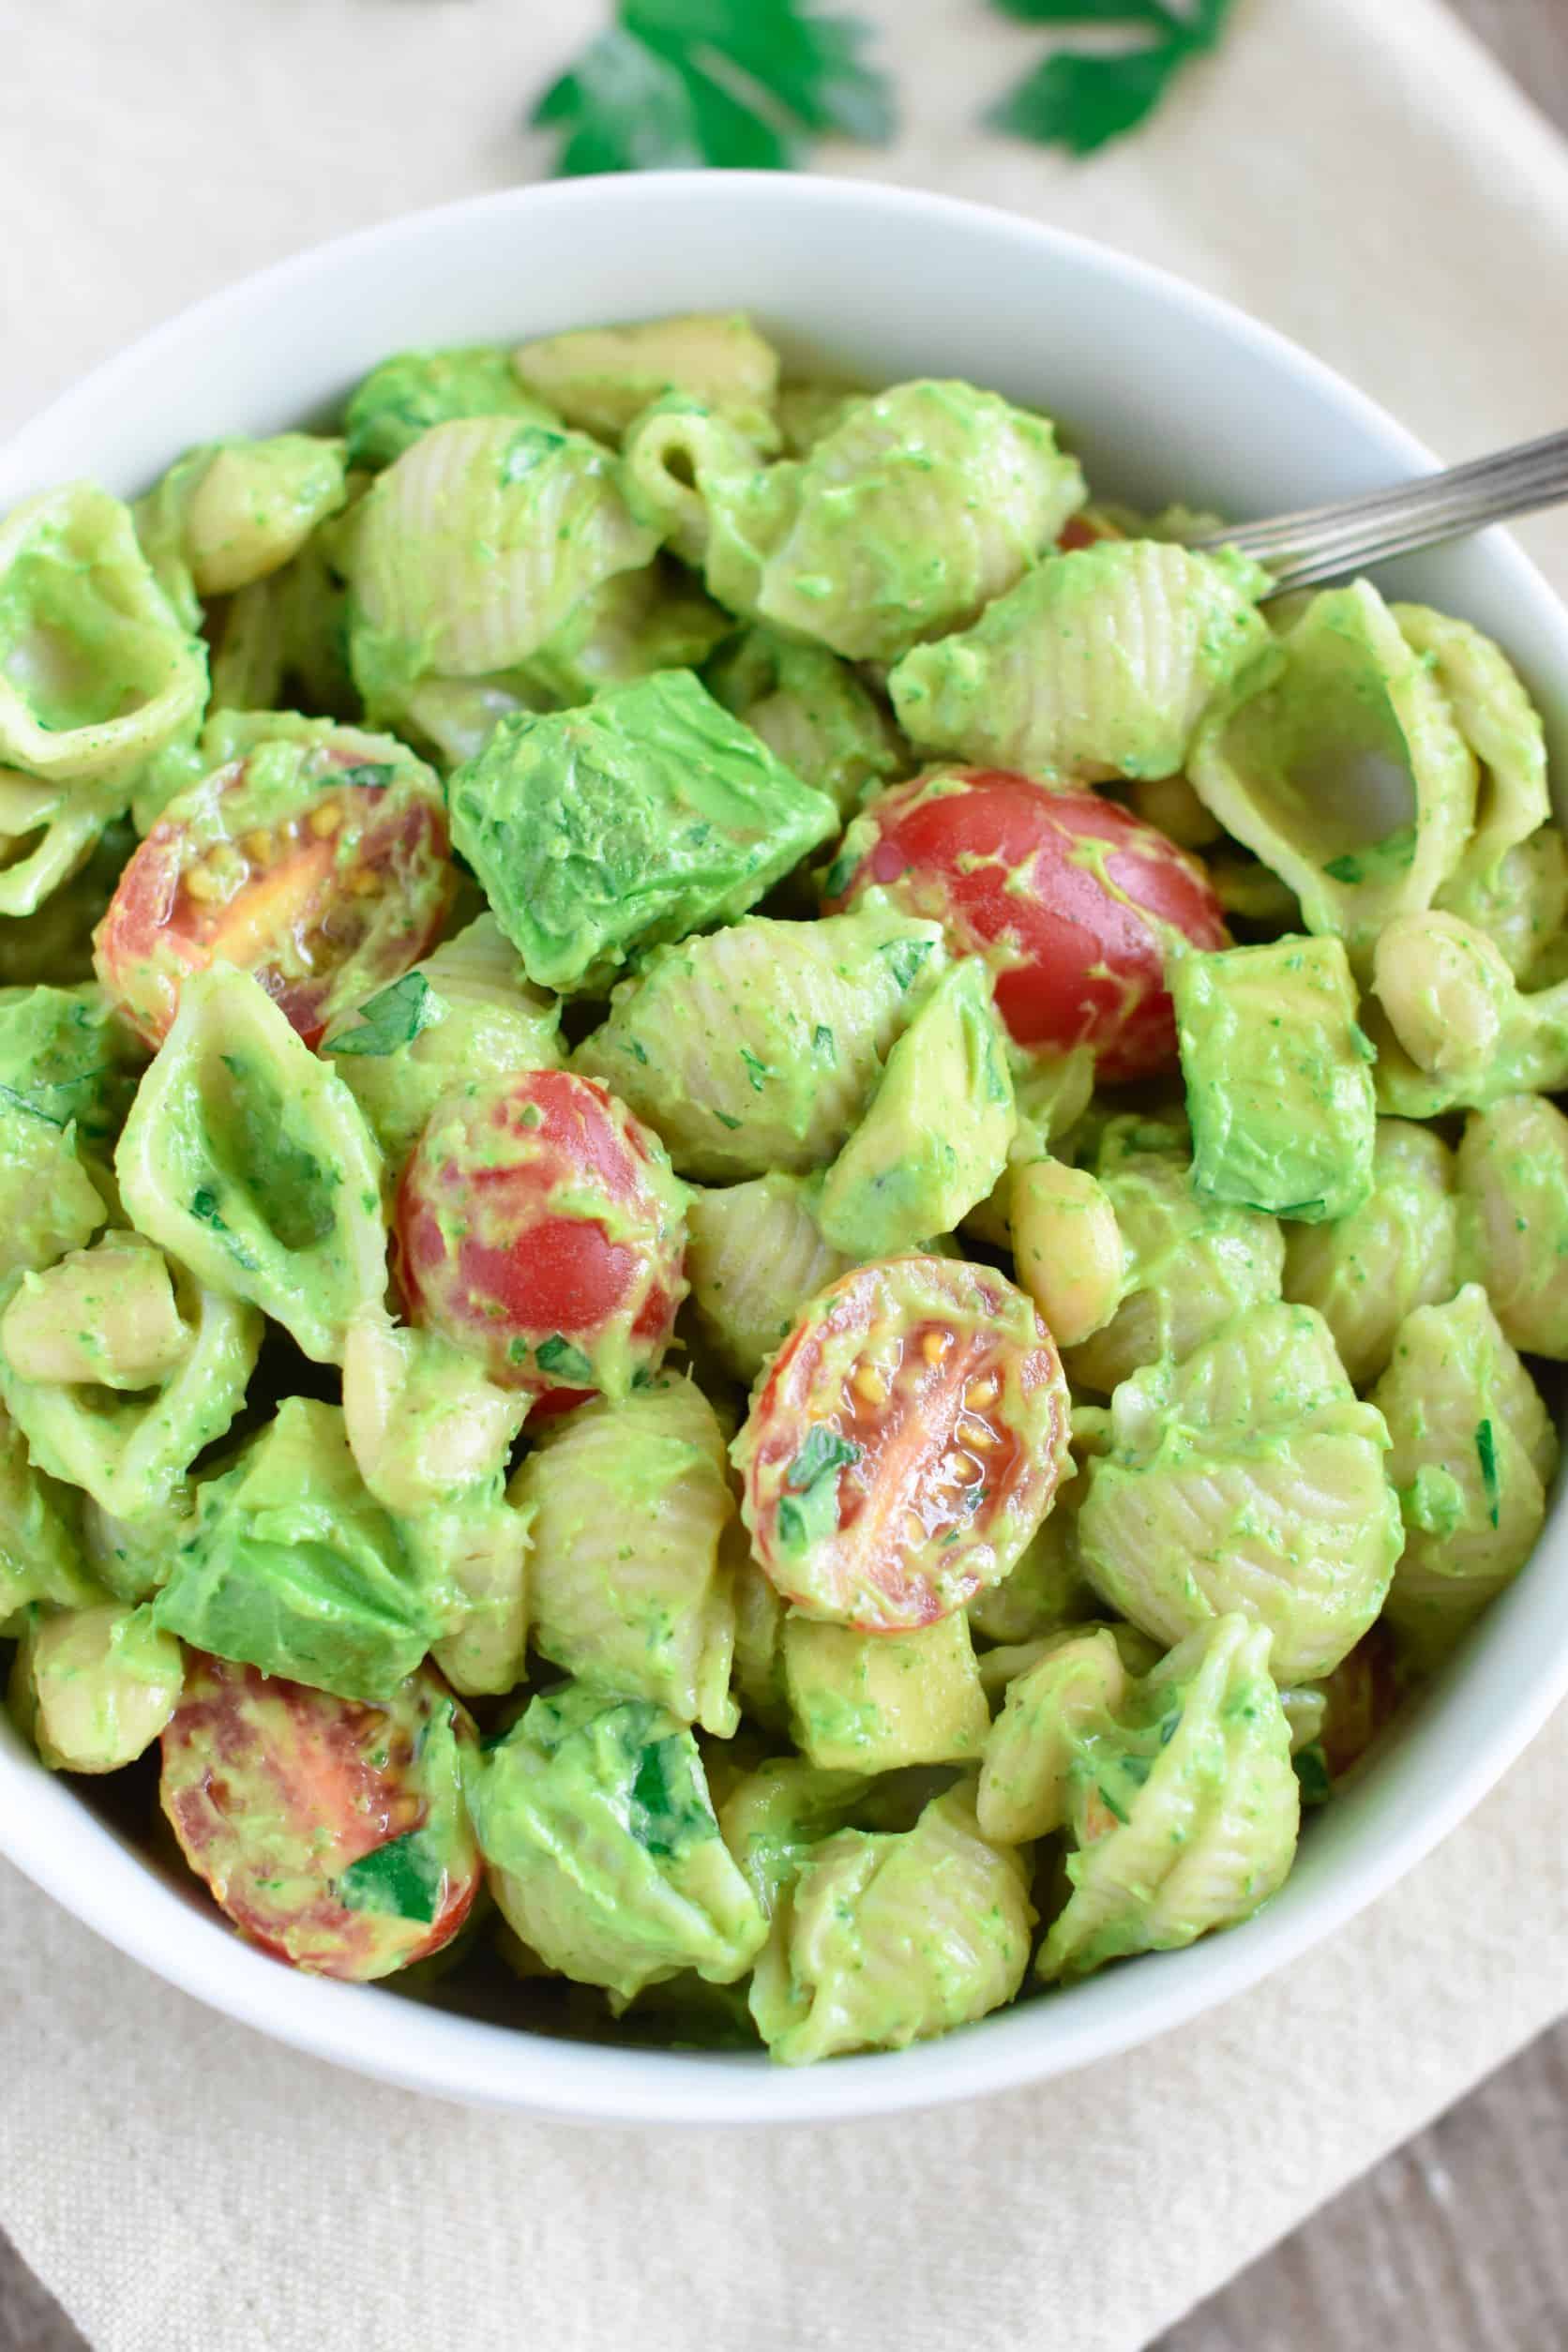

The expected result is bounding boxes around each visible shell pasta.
[0,309,1561,2063]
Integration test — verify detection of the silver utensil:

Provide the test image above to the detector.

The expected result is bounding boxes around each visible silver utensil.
[1189,426,1568,597]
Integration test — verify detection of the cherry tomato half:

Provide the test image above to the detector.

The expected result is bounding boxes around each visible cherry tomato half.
[1057,512,1124,553]
[394,1068,687,1400]
[95,740,452,1047]
[159,1652,481,1981]
[826,771,1228,1082]
[734,1254,1070,1634]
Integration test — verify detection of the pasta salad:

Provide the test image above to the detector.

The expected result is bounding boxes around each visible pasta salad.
[0,311,1561,2064]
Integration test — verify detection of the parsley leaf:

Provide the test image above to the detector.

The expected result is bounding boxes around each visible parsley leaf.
[535,1334,596,1385]
[777,1425,862,1554]
[336,1832,445,1925]
[532,0,896,176]
[786,1426,863,1491]
[334,761,398,792]
[628,1733,716,1858]
[328,972,447,1060]
[989,0,1235,157]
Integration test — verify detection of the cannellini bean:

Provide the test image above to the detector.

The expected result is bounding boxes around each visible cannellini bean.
[1129,774,1221,849]
[1010,1159,1124,1348]
[1372,911,1513,1081]
[1,1240,189,1390]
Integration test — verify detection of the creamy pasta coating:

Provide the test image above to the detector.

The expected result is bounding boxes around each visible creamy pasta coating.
[0,309,1560,2063]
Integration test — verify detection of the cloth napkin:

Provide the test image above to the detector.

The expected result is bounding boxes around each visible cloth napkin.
[2,4,1567,2347]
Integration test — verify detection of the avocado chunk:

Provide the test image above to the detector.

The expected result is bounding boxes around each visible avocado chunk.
[343,345,560,471]
[1173,934,1377,1223]
[0,1094,106,1285]
[782,1609,990,1773]
[0,986,142,1152]
[816,959,1015,1257]
[447,669,839,993]
[152,1397,448,1702]
[0,1411,103,1631]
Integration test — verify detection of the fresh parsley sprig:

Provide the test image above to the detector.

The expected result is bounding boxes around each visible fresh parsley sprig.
[988,0,1237,155]
[532,0,897,176]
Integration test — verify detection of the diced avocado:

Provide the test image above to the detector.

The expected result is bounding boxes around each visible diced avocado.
[0,1412,102,1632]
[343,346,561,471]
[0,987,143,1152]
[782,1609,990,1773]
[152,1398,448,1702]
[816,959,1015,1256]
[12,1600,183,1772]
[0,1095,106,1285]
[466,1681,767,2003]
[448,670,839,992]
[1173,935,1377,1223]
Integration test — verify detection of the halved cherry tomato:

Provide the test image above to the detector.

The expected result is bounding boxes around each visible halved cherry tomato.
[825,771,1228,1082]
[159,1652,481,1982]
[734,1255,1070,1634]
[95,742,452,1047]
[1057,512,1124,553]
[393,1068,687,1400]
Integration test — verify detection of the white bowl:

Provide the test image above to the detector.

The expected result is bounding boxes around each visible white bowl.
[2,173,1566,2125]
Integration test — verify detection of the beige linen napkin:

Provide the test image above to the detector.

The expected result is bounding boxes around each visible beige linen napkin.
[2,4,1567,2347]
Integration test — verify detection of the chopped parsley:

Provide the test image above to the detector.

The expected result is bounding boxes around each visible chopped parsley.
[1475,1417,1500,1528]
[334,762,398,792]
[777,1427,862,1555]
[628,1732,716,1858]
[536,1334,596,1384]
[500,426,568,483]
[880,935,935,993]
[337,1831,445,1924]
[327,972,446,1059]
[785,1426,862,1492]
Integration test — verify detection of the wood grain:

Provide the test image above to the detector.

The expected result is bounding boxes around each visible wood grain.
[2,4,1564,2348]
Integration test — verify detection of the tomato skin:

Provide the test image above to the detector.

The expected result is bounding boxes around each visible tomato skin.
[1057,513,1123,553]
[94,745,452,1048]
[735,1254,1070,1633]
[158,1653,481,1981]
[826,771,1228,1082]
[393,1068,686,1399]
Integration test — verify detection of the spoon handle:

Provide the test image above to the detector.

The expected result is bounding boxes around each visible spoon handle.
[1191,427,1568,596]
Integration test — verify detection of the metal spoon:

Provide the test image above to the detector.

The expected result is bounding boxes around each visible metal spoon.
[1188,426,1568,597]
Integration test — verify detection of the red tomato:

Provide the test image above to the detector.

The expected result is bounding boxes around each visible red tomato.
[825,771,1228,1082]
[1057,512,1124,552]
[159,1653,481,1982]
[394,1068,687,1399]
[734,1255,1070,1633]
[95,743,453,1047]
[1316,1625,1402,1783]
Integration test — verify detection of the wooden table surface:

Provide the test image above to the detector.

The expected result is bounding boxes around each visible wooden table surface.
[3,5,1566,2347]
